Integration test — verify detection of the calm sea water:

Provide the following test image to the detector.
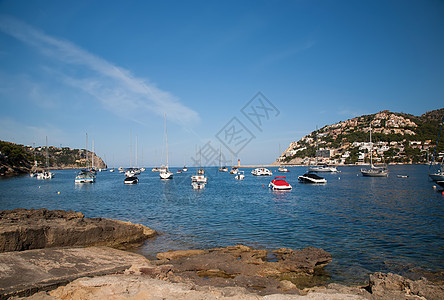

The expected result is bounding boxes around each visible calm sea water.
[1,165,443,285]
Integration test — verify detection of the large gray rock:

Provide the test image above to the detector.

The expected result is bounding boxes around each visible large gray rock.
[368,272,444,300]
[154,245,332,295]
[0,209,156,252]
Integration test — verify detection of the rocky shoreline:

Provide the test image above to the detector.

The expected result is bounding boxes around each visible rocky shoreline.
[1,209,443,299]
[0,208,156,252]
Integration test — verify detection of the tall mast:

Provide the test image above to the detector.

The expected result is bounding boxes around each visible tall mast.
[370,124,373,166]
[86,133,88,169]
[45,136,48,169]
[165,114,168,168]
[314,125,318,165]
[129,130,132,168]
[92,139,95,169]
[136,136,138,168]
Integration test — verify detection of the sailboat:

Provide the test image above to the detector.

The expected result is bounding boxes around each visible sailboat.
[218,146,228,172]
[75,134,96,184]
[361,124,388,177]
[160,114,173,179]
[191,146,207,185]
[428,115,444,183]
[37,136,54,179]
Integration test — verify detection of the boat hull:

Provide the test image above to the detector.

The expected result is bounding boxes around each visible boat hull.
[429,173,444,182]
[298,173,326,184]
[160,171,173,179]
[361,169,388,177]
[124,176,138,184]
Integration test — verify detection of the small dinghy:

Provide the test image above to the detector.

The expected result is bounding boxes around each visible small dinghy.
[269,176,292,190]
[397,175,409,178]
[235,171,245,180]
[298,172,327,184]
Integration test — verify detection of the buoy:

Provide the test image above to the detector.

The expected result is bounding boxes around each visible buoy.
[263,185,265,187]
[338,177,341,180]
[57,191,60,195]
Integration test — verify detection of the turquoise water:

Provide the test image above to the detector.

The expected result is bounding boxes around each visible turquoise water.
[1,165,443,285]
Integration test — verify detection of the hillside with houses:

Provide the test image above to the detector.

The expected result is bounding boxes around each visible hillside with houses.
[276,109,444,166]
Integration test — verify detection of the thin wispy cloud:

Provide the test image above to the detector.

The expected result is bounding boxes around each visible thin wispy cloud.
[0,15,199,125]
[254,40,316,70]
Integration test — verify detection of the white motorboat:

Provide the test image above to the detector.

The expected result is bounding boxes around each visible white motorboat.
[109,168,115,172]
[191,174,207,183]
[269,176,292,190]
[37,171,54,180]
[251,168,272,176]
[124,176,138,184]
[192,182,206,189]
[298,172,327,184]
[308,164,338,172]
[75,170,95,184]
[278,166,289,172]
[235,171,245,180]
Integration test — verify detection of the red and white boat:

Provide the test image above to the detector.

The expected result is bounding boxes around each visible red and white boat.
[269,176,292,190]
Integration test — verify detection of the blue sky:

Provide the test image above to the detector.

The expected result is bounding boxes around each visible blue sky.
[0,0,443,167]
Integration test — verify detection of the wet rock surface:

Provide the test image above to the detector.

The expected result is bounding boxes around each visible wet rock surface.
[0,208,156,252]
[153,245,333,295]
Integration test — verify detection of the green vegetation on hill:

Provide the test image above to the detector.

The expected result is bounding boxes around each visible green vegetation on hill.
[0,141,106,176]
[281,108,444,165]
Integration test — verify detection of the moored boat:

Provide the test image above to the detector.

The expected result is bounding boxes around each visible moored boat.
[308,164,338,173]
[159,114,173,180]
[251,168,272,176]
[278,166,289,172]
[269,176,292,190]
[191,174,207,183]
[235,171,245,180]
[75,170,95,184]
[360,124,388,177]
[298,172,326,184]
[191,181,206,189]
[124,175,138,184]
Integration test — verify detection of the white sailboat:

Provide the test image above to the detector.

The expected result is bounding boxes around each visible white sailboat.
[191,145,207,185]
[75,133,95,184]
[160,114,173,179]
[361,124,388,177]
[218,146,228,172]
[37,136,54,179]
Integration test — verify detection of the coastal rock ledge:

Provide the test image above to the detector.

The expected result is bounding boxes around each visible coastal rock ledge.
[0,208,156,252]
